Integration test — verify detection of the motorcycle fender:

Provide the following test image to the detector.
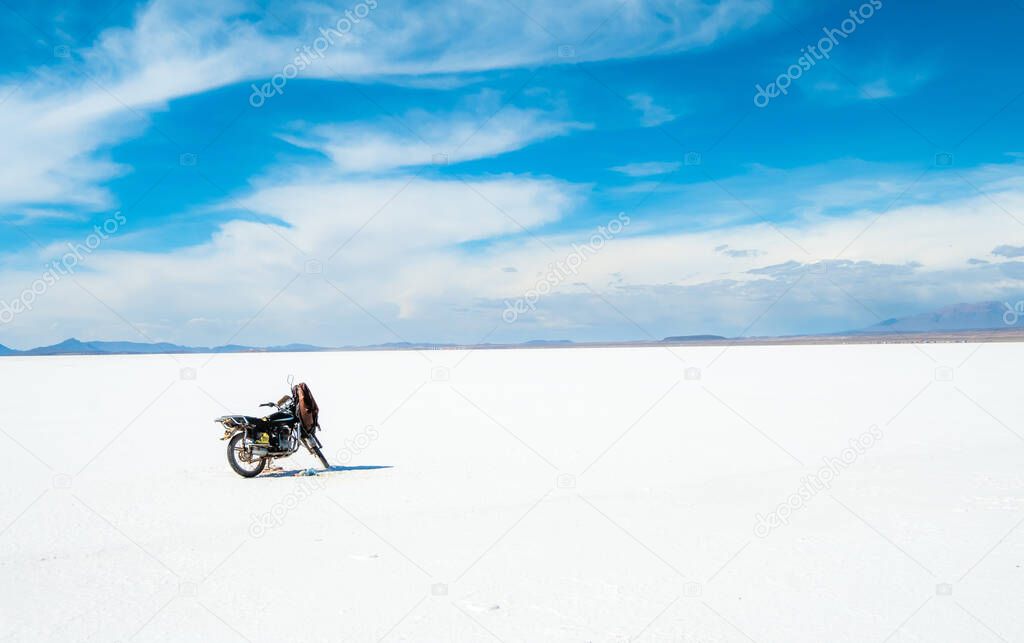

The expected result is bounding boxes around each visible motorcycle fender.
[221,426,245,440]
[218,423,238,440]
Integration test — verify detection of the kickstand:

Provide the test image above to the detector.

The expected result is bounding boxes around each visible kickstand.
[264,459,283,473]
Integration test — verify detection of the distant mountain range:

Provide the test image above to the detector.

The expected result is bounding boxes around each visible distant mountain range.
[1,301,1021,356]
[0,337,574,357]
[0,338,465,357]
[662,334,727,342]
[0,338,330,356]
[854,301,1016,334]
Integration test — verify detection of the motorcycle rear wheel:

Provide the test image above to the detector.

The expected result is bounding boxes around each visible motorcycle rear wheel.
[227,432,267,478]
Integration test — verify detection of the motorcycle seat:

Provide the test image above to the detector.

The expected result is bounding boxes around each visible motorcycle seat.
[216,412,293,429]
[216,414,264,427]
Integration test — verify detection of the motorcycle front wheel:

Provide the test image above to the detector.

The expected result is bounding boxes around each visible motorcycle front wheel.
[227,432,267,478]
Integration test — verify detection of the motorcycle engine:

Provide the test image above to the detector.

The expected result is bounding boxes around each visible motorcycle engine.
[271,428,290,451]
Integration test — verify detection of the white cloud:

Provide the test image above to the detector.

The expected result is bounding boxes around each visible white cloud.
[627,93,677,127]
[0,173,577,347]
[4,1,1008,346]
[812,65,933,103]
[611,161,682,177]
[297,0,773,76]
[0,0,290,215]
[0,0,768,216]
[3,160,1024,346]
[280,99,589,173]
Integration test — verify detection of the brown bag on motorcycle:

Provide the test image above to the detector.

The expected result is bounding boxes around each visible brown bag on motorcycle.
[292,382,320,432]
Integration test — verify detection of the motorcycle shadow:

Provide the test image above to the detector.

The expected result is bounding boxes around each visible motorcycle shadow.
[260,465,393,478]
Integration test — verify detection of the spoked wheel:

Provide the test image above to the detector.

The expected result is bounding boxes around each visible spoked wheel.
[227,432,267,478]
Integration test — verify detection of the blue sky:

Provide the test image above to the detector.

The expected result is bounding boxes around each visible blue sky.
[1,0,1023,348]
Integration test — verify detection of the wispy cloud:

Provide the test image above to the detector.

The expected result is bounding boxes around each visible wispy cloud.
[0,0,767,218]
[813,64,933,102]
[611,161,682,177]
[627,93,677,127]
[0,0,288,214]
[279,96,589,173]
[2,207,89,223]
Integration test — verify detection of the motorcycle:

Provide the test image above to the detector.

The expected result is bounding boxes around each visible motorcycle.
[215,380,330,478]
